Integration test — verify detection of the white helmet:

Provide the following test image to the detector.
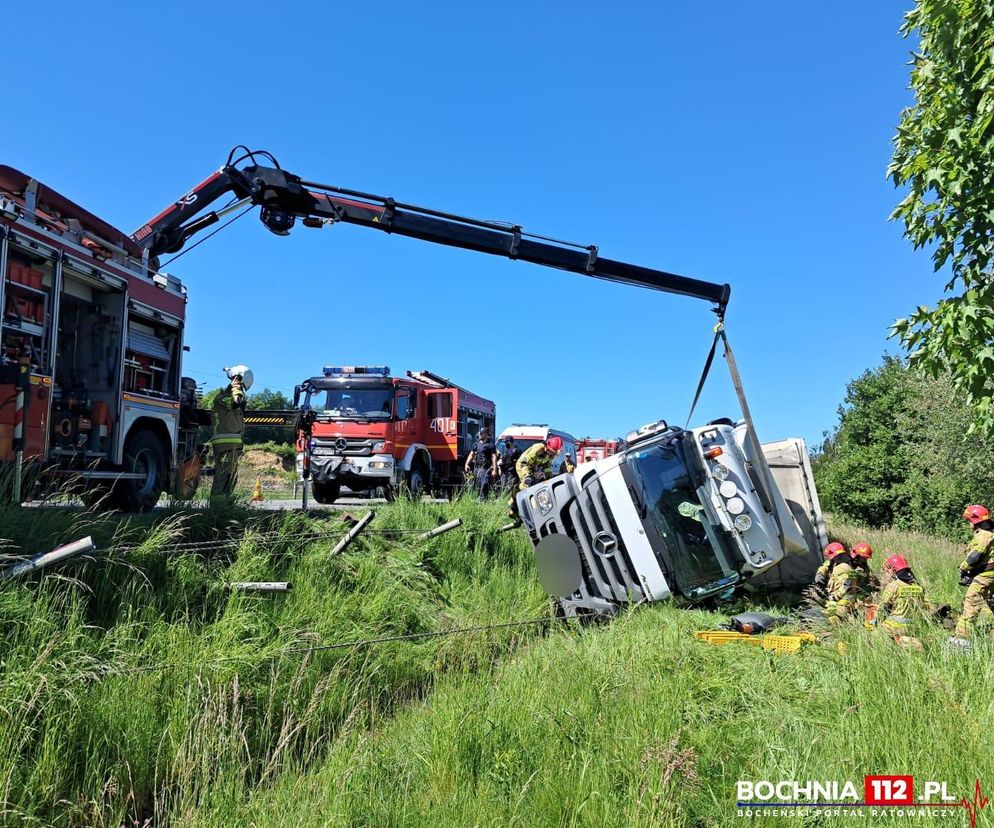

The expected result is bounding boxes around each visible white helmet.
[224,364,254,390]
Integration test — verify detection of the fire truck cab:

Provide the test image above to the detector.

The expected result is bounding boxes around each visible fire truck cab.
[0,166,203,510]
[295,366,495,503]
[575,437,621,464]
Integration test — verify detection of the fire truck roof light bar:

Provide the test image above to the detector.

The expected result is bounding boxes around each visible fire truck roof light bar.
[323,365,390,377]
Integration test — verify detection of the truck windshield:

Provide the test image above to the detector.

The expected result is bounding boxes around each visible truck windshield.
[627,437,739,599]
[306,385,394,419]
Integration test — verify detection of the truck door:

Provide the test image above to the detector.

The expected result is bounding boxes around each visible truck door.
[393,386,422,450]
[749,438,827,589]
[427,389,457,460]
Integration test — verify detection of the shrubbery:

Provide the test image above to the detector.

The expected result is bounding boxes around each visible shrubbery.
[813,355,994,537]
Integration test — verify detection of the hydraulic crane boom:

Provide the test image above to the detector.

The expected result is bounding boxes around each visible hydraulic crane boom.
[132,148,730,313]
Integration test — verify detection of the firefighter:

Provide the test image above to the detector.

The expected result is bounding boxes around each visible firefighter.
[464,427,498,498]
[498,435,521,490]
[563,452,576,474]
[813,542,846,590]
[507,435,563,524]
[210,365,253,502]
[850,541,879,596]
[875,554,928,634]
[814,541,859,620]
[950,504,994,646]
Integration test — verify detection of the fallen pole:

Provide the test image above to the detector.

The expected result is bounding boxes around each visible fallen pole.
[330,510,375,556]
[0,536,95,580]
[498,522,519,533]
[417,517,462,541]
[228,581,293,592]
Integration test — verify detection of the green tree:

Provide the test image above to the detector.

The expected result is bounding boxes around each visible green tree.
[889,0,994,435]
[199,386,294,445]
[814,356,994,537]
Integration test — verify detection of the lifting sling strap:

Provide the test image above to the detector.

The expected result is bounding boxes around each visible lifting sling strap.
[685,321,786,546]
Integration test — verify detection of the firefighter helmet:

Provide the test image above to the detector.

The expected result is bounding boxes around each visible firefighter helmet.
[962,504,991,525]
[852,542,872,559]
[545,435,564,453]
[225,365,254,390]
[824,542,846,560]
[884,554,909,574]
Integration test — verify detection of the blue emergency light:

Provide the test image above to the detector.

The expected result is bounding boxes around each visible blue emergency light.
[322,365,391,377]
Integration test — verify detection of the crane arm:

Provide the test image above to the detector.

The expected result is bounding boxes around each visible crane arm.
[132,152,730,313]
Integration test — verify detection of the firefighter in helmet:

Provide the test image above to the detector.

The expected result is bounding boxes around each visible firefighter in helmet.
[507,435,563,523]
[850,541,879,596]
[814,541,859,620]
[464,426,498,498]
[813,542,845,589]
[875,554,928,634]
[950,504,994,646]
[210,365,253,502]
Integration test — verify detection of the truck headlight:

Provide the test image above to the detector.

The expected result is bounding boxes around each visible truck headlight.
[369,460,392,469]
[372,441,386,452]
[535,487,554,516]
[733,513,753,532]
[712,463,730,481]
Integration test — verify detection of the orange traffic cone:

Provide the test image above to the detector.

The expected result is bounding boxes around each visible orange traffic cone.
[251,478,263,502]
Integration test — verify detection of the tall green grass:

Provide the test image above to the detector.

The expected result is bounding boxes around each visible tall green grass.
[0,493,546,826]
[200,520,994,828]
[2,490,991,827]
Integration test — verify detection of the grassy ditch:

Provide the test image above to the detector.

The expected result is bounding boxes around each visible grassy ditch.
[2,494,993,827]
[0,494,547,826]
[202,522,994,828]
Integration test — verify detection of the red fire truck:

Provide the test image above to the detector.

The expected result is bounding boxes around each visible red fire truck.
[294,365,495,503]
[575,437,621,464]
[0,166,204,509]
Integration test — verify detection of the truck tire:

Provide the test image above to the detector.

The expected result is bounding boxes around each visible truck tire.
[311,480,341,504]
[407,462,428,498]
[112,430,167,512]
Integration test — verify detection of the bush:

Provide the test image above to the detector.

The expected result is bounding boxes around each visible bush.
[813,356,994,537]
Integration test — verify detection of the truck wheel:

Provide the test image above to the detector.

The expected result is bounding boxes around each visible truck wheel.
[112,431,167,512]
[311,480,341,504]
[407,463,428,498]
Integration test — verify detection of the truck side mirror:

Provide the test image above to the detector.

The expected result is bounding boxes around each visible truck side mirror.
[293,385,302,408]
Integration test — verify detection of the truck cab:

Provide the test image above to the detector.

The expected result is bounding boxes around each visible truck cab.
[517,418,826,618]
[296,366,495,503]
[575,437,620,464]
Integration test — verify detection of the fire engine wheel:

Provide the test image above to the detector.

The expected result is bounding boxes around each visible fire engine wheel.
[406,463,428,499]
[311,480,341,504]
[111,431,167,512]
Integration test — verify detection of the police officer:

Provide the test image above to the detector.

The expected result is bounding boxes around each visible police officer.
[507,435,563,524]
[951,504,994,646]
[464,427,498,498]
[211,365,253,502]
[498,436,521,490]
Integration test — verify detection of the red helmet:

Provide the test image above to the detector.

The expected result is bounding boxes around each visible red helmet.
[884,554,909,574]
[824,542,846,560]
[545,435,564,453]
[852,542,872,559]
[963,505,991,525]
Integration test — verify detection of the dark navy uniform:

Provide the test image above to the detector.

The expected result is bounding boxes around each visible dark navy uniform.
[466,434,497,497]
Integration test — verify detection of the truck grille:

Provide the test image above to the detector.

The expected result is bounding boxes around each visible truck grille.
[313,437,377,456]
[567,478,645,603]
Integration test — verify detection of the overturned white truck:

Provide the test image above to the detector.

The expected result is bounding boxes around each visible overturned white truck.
[517,418,827,618]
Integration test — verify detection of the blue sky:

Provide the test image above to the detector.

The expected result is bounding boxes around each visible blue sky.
[3,1,937,447]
